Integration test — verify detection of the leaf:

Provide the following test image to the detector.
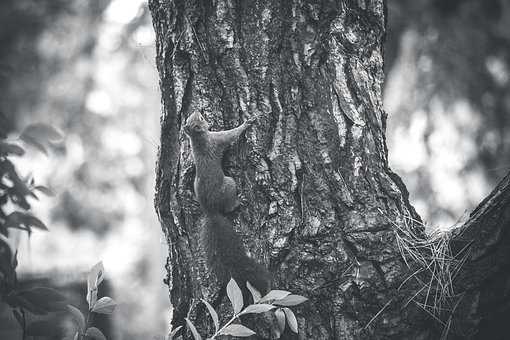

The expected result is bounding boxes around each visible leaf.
[13,287,67,313]
[246,281,261,303]
[20,123,63,144]
[87,262,104,291]
[226,278,243,314]
[0,142,25,156]
[0,233,16,264]
[85,326,107,340]
[25,286,67,303]
[2,158,32,195]
[283,308,298,333]
[168,325,183,339]
[26,320,61,337]
[185,318,202,340]
[201,299,219,332]
[92,297,117,314]
[5,212,48,231]
[20,134,48,155]
[67,304,86,332]
[259,290,291,303]
[275,308,286,334]
[87,289,98,309]
[5,294,47,314]
[34,185,55,196]
[240,304,275,315]
[5,289,48,315]
[274,294,308,306]
[219,324,256,337]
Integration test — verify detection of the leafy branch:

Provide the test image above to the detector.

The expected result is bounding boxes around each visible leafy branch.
[0,124,115,339]
[171,278,307,340]
[0,123,63,339]
[67,261,117,340]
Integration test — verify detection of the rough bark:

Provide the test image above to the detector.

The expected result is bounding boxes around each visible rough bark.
[150,0,510,339]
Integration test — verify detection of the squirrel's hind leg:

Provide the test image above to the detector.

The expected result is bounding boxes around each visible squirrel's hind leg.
[222,176,241,213]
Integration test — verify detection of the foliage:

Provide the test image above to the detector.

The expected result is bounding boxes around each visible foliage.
[69,261,117,340]
[0,123,59,299]
[171,278,307,340]
[0,123,60,237]
[0,123,115,339]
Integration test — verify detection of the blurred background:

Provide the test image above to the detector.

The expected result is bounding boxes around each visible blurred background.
[0,0,508,338]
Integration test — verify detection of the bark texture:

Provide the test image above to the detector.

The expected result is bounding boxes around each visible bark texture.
[149,0,510,339]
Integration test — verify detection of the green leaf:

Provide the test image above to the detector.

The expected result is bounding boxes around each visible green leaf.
[259,290,291,303]
[26,320,61,337]
[20,123,63,144]
[92,297,117,314]
[246,281,261,303]
[67,304,86,332]
[5,294,47,314]
[87,289,98,310]
[20,134,48,155]
[283,308,298,333]
[34,185,55,196]
[201,299,219,332]
[0,142,25,156]
[219,324,255,337]
[0,233,16,264]
[85,326,107,340]
[185,318,202,340]
[87,262,104,308]
[168,325,183,339]
[87,261,104,293]
[274,294,308,306]
[13,287,67,313]
[275,308,285,334]
[240,304,275,315]
[227,278,243,314]
[2,158,32,196]
[4,212,48,231]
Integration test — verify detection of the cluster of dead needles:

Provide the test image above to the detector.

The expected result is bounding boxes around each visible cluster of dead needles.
[384,211,473,339]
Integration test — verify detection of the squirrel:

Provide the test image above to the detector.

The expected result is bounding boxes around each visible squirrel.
[183,111,271,296]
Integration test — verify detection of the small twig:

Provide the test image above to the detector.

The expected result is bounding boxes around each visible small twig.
[403,285,426,309]
[398,268,424,291]
[210,313,239,339]
[363,298,394,330]
[171,30,185,60]
[184,15,206,59]
[413,301,446,326]
[80,310,93,340]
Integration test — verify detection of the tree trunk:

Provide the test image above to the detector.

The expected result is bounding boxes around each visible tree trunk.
[149,0,510,339]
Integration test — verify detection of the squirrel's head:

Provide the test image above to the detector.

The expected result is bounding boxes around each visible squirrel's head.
[184,111,209,137]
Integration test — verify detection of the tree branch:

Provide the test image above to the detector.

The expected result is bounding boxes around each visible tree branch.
[450,171,510,337]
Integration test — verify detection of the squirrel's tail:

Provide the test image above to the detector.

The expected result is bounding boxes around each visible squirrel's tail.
[203,213,271,295]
